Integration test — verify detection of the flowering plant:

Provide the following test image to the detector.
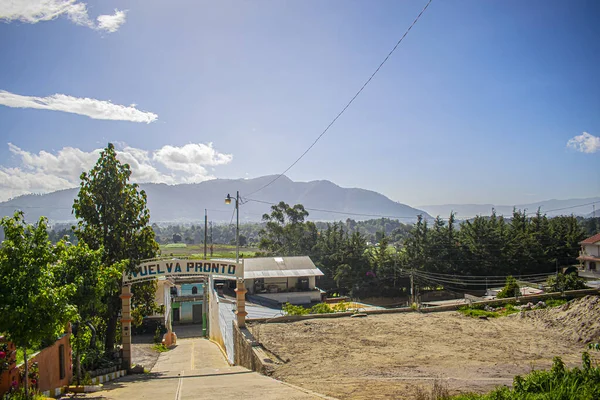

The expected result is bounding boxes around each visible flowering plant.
[18,361,39,389]
[0,342,15,382]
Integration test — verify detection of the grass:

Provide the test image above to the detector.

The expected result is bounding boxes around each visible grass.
[545,298,568,308]
[458,298,569,319]
[163,243,187,248]
[152,344,169,352]
[450,353,600,399]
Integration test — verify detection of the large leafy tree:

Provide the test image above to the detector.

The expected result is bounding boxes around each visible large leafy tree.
[0,212,75,395]
[73,143,159,352]
[258,201,318,256]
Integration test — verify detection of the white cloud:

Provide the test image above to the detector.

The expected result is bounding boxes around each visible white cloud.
[0,0,127,33]
[96,9,126,33]
[0,90,157,123]
[154,143,233,176]
[567,132,600,154]
[0,143,233,201]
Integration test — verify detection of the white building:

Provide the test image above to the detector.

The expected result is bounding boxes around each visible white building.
[244,256,324,305]
[578,233,600,277]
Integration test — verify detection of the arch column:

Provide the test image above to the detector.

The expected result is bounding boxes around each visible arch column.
[234,279,248,328]
[120,285,132,370]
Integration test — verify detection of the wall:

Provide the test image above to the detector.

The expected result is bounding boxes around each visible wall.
[583,244,600,258]
[180,283,204,296]
[208,287,225,355]
[177,301,202,323]
[255,290,321,304]
[0,338,17,395]
[0,330,72,396]
[34,333,72,393]
[232,324,269,375]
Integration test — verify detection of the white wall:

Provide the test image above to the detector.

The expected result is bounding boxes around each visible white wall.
[583,244,600,257]
[256,291,321,305]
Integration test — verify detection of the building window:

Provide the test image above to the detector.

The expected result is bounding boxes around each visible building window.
[170,287,178,296]
[591,262,597,271]
[59,344,65,380]
[255,279,265,292]
[192,286,198,294]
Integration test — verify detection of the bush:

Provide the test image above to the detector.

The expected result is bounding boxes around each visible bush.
[546,273,587,292]
[309,303,333,314]
[496,276,520,299]
[332,302,350,312]
[282,303,309,316]
[451,352,600,399]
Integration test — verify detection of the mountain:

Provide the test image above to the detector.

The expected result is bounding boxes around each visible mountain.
[419,197,600,219]
[0,175,430,223]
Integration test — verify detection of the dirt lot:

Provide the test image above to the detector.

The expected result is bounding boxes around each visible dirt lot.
[251,296,600,400]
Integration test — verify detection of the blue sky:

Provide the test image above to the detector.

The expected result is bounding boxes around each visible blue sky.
[0,0,599,206]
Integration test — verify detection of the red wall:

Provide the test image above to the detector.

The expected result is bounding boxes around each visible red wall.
[0,329,72,395]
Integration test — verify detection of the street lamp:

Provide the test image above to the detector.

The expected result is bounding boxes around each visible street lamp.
[225,191,240,263]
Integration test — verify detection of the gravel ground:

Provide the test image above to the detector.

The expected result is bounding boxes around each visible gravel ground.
[251,299,597,400]
[131,334,160,371]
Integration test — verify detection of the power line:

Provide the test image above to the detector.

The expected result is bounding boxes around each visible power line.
[244,0,434,198]
[244,197,599,223]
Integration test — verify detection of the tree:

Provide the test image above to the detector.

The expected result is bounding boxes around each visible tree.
[258,202,317,256]
[53,241,122,382]
[73,143,159,352]
[0,212,75,395]
[546,273,587,292]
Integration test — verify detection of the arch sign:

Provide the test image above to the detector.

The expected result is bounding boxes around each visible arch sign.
[123,258,244,284]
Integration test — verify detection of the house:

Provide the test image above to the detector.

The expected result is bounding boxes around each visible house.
[244,256,325,305]
[152,277,205,326]
[578,233,600,277]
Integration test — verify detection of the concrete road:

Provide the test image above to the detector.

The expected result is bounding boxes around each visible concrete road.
[71,338,330,400]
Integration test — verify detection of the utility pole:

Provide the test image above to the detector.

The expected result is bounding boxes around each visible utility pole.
[410,269,415,306]
[204,209,208,259]
[209,222,213,257]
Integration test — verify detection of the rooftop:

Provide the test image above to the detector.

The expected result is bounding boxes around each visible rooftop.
[243,256,324,279]
[581,233,600,245]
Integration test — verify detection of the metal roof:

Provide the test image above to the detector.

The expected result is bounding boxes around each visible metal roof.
[243,256,324,279]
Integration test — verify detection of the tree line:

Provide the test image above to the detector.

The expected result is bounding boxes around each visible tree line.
[257,203,594,298]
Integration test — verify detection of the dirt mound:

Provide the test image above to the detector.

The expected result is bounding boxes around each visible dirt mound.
[519,295,600,344]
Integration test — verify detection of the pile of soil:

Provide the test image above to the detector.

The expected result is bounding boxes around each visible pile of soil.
[519,295,600,344]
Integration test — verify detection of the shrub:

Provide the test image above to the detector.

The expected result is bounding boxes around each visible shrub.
[282,303,309,316]
[546,273,587,292]
[309,303,333,314]
[451,352,600,399]
[496,276,520,299]
[332,302,350,312]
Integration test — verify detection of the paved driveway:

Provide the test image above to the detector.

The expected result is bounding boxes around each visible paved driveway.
[70,338,330,400]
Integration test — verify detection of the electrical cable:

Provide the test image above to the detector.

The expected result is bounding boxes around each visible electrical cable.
[244,0,434,198]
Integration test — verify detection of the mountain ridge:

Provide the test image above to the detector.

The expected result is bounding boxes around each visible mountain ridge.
[419,197,600,219]
[0,176,430,223]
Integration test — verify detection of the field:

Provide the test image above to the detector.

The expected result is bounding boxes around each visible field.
[252,296,600,400]
[159,243,258,259]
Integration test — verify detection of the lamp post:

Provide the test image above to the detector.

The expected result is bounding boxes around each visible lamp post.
[225,191,240,263]
[226,191,247,327]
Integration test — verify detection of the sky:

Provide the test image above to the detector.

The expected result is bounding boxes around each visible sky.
[0,0,599,207]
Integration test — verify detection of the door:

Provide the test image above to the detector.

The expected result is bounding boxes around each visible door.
[173,308,180,323]
[192,304,203,324]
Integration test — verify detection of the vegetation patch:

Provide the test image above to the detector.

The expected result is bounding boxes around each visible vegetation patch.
[459,299,570,319]
[282,301,353,316]
[152,344,169,353]
[163,243,187,248]
[451,352,600,399]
